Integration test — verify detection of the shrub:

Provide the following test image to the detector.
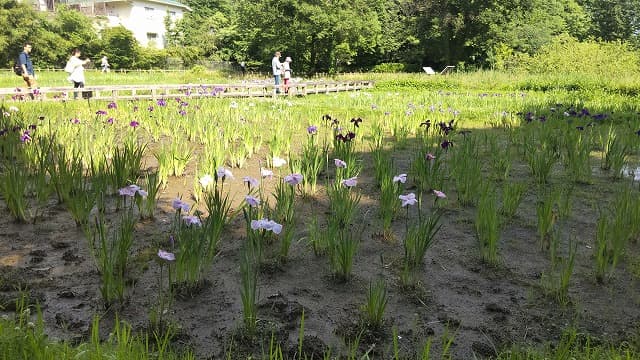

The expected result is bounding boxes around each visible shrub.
[517,35,640,77]
[191,64,208,74]
[371,62,406,73]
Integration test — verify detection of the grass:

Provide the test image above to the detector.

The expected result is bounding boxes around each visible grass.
[0,298,193,359]
[0,307,638,359]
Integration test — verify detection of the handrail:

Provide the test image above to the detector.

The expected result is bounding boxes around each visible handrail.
[0,80,374,102]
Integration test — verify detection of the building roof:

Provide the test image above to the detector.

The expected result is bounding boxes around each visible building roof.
[63,0,191,11]
[143,0,191,10]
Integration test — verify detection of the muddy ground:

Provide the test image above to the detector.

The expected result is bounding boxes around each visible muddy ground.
[0,132,639,359]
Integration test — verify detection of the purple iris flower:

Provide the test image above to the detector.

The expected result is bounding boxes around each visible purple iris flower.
[350,117,362,128]
[172,198,190,212]
[245,195,260,207]
[334,159,347,168]
[399,193,418,207]
[158,249,175,261]
[118,184,141,197]
[341,177,358,187]
[243,176,259,188]
[183,215,202,226]
[284,173,303,186]
[250,218,283,234]
[20,130,31,143]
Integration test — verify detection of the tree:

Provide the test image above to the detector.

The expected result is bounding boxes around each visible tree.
[47,5,102,66]
[51,5,101,54]
[234,0,383,74]
[360,0,425,71]
[0,0,47,67]
[183,0,231,15]
[476,0,589,68]
[0,1,103,68]
[411,0,590,70]
[101,26,139,69]
[582,0,640,43]
[165,4,240,63]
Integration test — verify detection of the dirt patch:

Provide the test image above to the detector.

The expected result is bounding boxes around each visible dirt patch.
[0,127,639,359]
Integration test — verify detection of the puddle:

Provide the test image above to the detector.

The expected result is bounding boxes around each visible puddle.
[621,165,640,181]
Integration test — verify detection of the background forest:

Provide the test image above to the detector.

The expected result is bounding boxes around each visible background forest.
[0,0,639,73]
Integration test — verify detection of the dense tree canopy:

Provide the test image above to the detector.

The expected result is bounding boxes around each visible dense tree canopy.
[173,0,639,73]
[1,0,639,73]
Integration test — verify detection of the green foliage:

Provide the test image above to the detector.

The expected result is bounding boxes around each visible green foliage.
[135,47,168,69]
[402,208,442,286]
[524,130,559,185]
[101,26,138,69]
[540,240,577,305]
[240,237,259,334]
[587,0,640,42]
[450,135,482,206]
[235,0,385,74]
[0,2,100,68]
[500,181,527,218]
[0,0,45,66]
[190,64,207,73]
[562,126,593,184]
[51,5,101,59]
[0,160,28,222]
[371,62,405,73]
[518,35,640,76]
[0,302,191,359]
[480,0,589,69]
[361,279,387,329]
[476,183,501,265]
[166,46,202,67]
[498,327,640,359]
[373,78,456,91]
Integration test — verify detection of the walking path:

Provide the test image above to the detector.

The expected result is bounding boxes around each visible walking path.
[0,80,373,102]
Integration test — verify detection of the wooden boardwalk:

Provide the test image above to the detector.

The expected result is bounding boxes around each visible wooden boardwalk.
[0,80,373,102]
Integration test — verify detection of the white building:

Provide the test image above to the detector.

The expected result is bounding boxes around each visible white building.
[63,0,191,49]
[21,0,55,11]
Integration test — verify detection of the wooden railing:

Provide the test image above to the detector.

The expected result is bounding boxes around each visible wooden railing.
[0,81,374,102]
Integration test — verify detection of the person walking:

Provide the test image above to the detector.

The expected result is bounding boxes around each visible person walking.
[240,60,246,76]
[272,51,283,94]
[283,57,292,94]
[101,56,110,73]
[18,42,37,90]
[65,49,91,99]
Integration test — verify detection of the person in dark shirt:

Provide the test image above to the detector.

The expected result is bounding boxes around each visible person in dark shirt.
[18,42,37,89]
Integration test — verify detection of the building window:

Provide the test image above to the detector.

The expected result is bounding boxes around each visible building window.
[147,32,159,47]
[145,6,154,19]
[168,11,176,17]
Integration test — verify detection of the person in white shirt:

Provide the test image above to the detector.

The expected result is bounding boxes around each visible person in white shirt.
[283,57,292,94]
[101,56,110,73]
[65,49,91,99]
[272,51,283,94]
